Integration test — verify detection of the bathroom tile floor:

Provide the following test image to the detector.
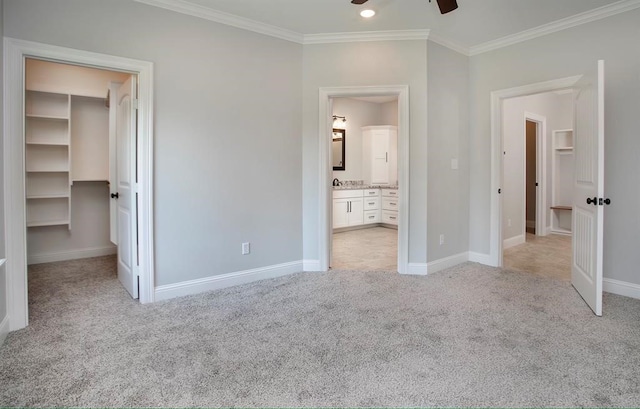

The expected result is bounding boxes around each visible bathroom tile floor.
[503,233,572,282]
[332,226,398,271]
[332,228,571,282]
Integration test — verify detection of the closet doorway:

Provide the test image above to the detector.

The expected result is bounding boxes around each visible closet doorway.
[24,58,140,298]
[4,38,155,331]
[330,96,399,272]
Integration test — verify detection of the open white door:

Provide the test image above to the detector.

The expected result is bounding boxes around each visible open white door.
[114,76,139,299]
[572,60,606,316]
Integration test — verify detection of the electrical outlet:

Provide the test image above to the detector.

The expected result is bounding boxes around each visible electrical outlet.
[439,234,445,245]
[242,242,250,255]
[508,219,512,227]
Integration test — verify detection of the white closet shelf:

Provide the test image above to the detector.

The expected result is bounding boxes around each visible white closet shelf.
[26,141,70,146]
[27,219,70,228]
[26,168,70,173]
[26,114,69,121]
[72,179,109,183]
[27,194,70,199]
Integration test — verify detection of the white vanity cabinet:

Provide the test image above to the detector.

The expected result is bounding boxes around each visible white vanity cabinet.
[362,126,398,185]
[381,188,399,226]
[363,189,381,224]
[333,190,364,228]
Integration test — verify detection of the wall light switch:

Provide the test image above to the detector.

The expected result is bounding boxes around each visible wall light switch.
[451,159,458,170]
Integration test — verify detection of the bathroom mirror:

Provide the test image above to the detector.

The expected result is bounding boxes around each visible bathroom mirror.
[332,129,345,171]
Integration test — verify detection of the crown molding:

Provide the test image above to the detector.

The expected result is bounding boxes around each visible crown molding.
[134,0,640,55]
[469,0,640,55]
[427,33,470,56]
[303,30,430,45]
[133,0,304,44]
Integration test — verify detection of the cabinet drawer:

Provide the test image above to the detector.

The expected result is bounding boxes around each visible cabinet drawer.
[333,189,363,199]
[382,210,398,225]
[381,189,398,198]
[382,197,399,211]
[363,210,380,224]
[363,197,380,210]
[364,189,380,197]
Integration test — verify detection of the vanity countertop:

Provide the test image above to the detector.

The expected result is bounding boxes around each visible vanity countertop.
[332,185,398,190]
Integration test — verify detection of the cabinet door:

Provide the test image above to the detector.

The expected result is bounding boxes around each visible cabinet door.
[333,199,349,228]
[371,131,390,184]
[347,198,364,226]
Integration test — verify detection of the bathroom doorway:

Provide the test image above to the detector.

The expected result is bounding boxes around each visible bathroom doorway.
[330,96,399,271]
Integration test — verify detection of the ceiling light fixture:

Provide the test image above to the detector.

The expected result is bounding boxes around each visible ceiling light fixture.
[360,9,376,18]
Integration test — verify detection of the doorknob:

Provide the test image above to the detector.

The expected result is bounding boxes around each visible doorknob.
[586,197,597,205]
[111,192,119,199]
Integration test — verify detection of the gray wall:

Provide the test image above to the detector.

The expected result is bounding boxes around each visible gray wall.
[427,41,470,261]
[469,9,640,284]
[4,0,303,286]
[302,40,428,266]
[332,98,396,181]
[0,0,7,325]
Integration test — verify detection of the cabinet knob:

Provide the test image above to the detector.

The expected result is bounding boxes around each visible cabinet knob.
[586,197,597,205]
[111,192,119,199]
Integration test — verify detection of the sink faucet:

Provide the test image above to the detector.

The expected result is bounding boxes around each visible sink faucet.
[332,178,342,187]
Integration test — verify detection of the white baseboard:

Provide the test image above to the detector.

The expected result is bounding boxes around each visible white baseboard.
[405,263,428,275]
[303,259,321,272]
[503,234,525,250]
[468,251,494,266]
[427,252,468,274]
[28,246,117,265]
[155,260,304,302]
[603,278,640,300]
[0,314,9,347]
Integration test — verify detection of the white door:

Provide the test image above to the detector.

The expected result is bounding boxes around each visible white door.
[115,76,139,299]
[572,60,605,316]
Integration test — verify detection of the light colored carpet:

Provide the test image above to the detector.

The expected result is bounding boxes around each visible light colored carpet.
[1,255,640,407]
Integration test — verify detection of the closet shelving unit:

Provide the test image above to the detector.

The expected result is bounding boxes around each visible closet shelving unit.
[25,90,72,228]
[550,129,574,235]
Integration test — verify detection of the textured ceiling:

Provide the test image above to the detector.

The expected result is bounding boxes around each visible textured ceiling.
[184,0,624,47]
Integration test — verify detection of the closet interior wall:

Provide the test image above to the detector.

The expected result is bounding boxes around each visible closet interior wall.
[25,59,130,264]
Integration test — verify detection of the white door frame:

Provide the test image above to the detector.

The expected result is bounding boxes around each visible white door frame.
[489,76,581,267]
[523,112,547,237]
[318,85,410,274]
[3,38,155,331]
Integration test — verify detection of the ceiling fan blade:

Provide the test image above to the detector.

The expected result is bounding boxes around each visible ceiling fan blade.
[436,0,458,14]
[351,0,368,4]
